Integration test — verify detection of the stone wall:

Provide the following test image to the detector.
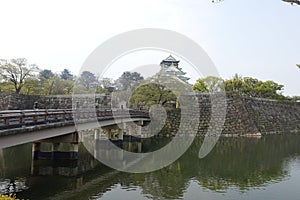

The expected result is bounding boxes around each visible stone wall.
[0,94,111,110]
[160,93,300,136]
[1,93,299,136]
[242,97,300,134]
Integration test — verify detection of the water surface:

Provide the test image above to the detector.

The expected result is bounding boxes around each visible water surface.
[1,134,300,199]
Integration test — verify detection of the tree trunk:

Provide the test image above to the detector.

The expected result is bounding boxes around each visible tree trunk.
[15,87,21,94]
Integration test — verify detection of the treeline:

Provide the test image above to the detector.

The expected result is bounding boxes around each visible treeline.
[0,58,299,102]
[0,58,144,95]
[193,75,299,101]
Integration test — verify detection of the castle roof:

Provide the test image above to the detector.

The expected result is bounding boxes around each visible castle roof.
[162,55,179,63]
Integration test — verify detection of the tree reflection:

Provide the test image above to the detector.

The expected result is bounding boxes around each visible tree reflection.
[126,135,300,198]
[1,134,300,199]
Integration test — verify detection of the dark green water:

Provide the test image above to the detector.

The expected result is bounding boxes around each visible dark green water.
[1,134,300,200]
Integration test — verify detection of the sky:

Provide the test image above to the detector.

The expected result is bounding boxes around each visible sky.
[0,0,299,95]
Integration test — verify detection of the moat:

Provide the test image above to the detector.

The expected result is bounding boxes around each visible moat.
[1,134,300,200]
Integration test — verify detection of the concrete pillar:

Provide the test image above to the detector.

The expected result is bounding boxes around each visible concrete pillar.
[94,129,101,140]
[0,149,4,170]
[32,143,41,160]
[69,143,79,160]
[122,122,127,134]
[128,142,132,152]
[52,143,60,159]
[128,125,133,136]
[138,142,142,153]
[52,143,60,151]
[137,125,142,136]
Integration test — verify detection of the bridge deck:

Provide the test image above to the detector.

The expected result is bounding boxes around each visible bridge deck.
[0,109,150,148]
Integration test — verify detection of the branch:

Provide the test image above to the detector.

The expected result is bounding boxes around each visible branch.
[211,0,300,6]
[282,0,300,5]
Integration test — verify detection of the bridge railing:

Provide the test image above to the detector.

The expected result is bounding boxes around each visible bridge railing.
[0,109,149,130]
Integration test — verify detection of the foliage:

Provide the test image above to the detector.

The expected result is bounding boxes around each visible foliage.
[0,58,112,95]
[129,83,176,109]
[21,77,41,95]
[40,69,54,79]
[0,58,38,94]
[193,74,286,100]
[60,69,73,80]
[116,71,144,91]
[78,71,97,90]
[192,78,209,93]
[193,76,224,93]
[0,82,15,94]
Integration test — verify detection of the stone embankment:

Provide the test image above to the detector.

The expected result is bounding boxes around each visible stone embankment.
[161,93,300,136]
[0,94,111,110]
[1,93,299,136]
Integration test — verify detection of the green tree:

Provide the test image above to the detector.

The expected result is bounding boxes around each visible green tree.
[60,69,73,80]
[22,77,41,95]
[116,71,144,91]
[40,69,54,79]
[0,82,14,94]
[193,79,209,92]
[99,77,114,93]
[193,76,224,93]
[194,74,285,100]
[0,58,38,94]
[78,71,97,90]
[224,74,244,95]
[47,75,74,95]
[130,83,176,109]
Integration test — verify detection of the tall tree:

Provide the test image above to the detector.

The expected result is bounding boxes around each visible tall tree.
[193,76,224,93]
[224,74,244,95]
[116,71,144,91]
[130,83,176,109]
[193,79,209,93]
[78,71,97,90]
[0,58,38,94]
[194,75,285,100]
[60,69,73,80]
[40,69,54,79]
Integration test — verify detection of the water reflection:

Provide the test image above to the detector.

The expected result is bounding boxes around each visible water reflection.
[0,178,28,194]
[0,134,300,199]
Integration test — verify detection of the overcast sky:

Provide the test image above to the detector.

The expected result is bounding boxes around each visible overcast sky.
[0,0,299,95]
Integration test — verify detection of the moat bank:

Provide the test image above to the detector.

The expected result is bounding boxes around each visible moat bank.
[0,93,299,136]
[161,93,300,136]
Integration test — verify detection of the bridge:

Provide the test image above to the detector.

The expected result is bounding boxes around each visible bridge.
[0,109,150,194]
[0,109,150,150]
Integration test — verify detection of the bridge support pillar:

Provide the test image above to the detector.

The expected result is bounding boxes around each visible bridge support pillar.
[69,143,79,160]
[137,124,142,137]
[94,128,106,140]
[94,129,100,140]
[138,142,142,153]
[127,125,133,136]
[32,142,41,160]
